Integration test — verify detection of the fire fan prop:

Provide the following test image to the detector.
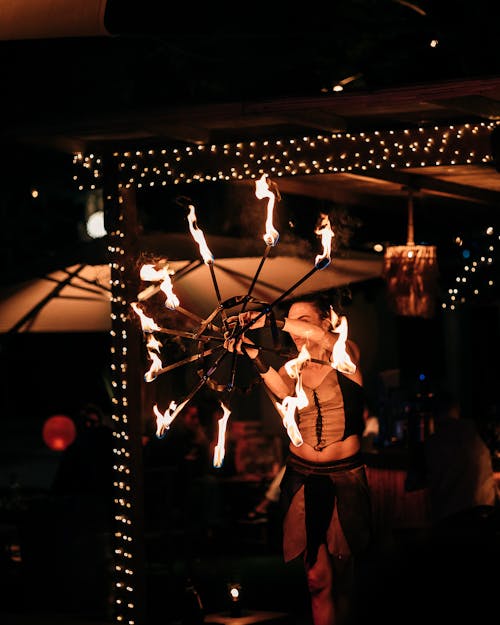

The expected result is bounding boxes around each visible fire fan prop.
[131,174,355,467]
[383,188,438,319]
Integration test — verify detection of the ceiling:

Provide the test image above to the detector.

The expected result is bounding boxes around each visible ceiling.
[9,76,500,210]
[57,77,500,246]
[0,1,499,291]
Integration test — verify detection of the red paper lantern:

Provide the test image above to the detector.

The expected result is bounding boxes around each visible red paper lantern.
[42,414,77,451]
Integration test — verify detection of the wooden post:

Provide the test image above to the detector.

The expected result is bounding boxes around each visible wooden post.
[103,162,148,625]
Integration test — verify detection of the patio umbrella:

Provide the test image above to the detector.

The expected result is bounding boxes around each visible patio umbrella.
[156,252,384,318]
[0,234,383,333]
[0,263,111,333]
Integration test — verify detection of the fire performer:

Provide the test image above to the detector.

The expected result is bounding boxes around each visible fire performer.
[226,292,373,625]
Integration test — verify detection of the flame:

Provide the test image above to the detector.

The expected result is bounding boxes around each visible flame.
[187,204,214,264]
[275,346,311,446]
[159,278,180,310]
[314,213,334,268]
[213,401,231,468]
[140,263,168,282]
[146,334,162,352]
[255,174,279,246]
[153,400,179,438]
[140,262,179,310]
[131,302,166,383]
[330,308,356,375]
[144,334,164,382]
[284,344,311,379]
[275,396,304,446]
[131,301,160,333]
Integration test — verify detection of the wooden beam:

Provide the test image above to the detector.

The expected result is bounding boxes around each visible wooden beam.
[344,169,500,205]
[276,111,347,133]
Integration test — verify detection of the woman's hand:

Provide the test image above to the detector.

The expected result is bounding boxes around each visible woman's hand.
[227,310,267,331]
[224,310,266,359]
[223,331,259,360]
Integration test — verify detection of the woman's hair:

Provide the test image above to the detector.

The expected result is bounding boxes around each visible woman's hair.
[285,291,334,322]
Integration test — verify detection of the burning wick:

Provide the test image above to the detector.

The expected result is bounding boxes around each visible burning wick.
[187,203,226,318]
[213,401,231,467]
[241,174,281,309]
[275,395,304,447]
[314,213,334,269]
[131,302,161,333]
[154,400,179,438]
[139,262,179,310]
[329,307,356,375]
[275,346,311,446]
[144,334,164,382]
[255,173,279,247]
[187,204,214,264]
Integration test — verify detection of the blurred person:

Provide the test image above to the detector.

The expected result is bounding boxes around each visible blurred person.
[350,392,500,625]
[49,402,114,615]
[360,403,380,454]
[423,391,499,539]
[52,402,113,526]
[480,400,500,458]
[143,403,225,551]
[168,403,211,475]
[226,292,373,625]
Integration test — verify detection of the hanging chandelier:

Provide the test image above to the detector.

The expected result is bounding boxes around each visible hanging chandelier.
[383,188,439,319]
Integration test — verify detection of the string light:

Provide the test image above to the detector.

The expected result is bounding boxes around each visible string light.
[72,122,499,191]
[107,189,138,625]
[441,226,497,310]
[91,120,498,623]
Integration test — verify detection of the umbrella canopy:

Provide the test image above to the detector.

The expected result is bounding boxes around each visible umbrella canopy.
[161,252,384,319]
[0,263,111,333]
[0,237,383,333]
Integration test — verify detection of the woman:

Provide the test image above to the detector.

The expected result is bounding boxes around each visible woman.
[227,293,373,625]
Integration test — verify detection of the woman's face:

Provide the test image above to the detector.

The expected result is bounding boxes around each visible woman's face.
[287,301,328,350]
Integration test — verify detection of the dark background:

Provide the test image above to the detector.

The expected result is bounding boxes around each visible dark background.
[0,0,497,527]
[0,5,499,623]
